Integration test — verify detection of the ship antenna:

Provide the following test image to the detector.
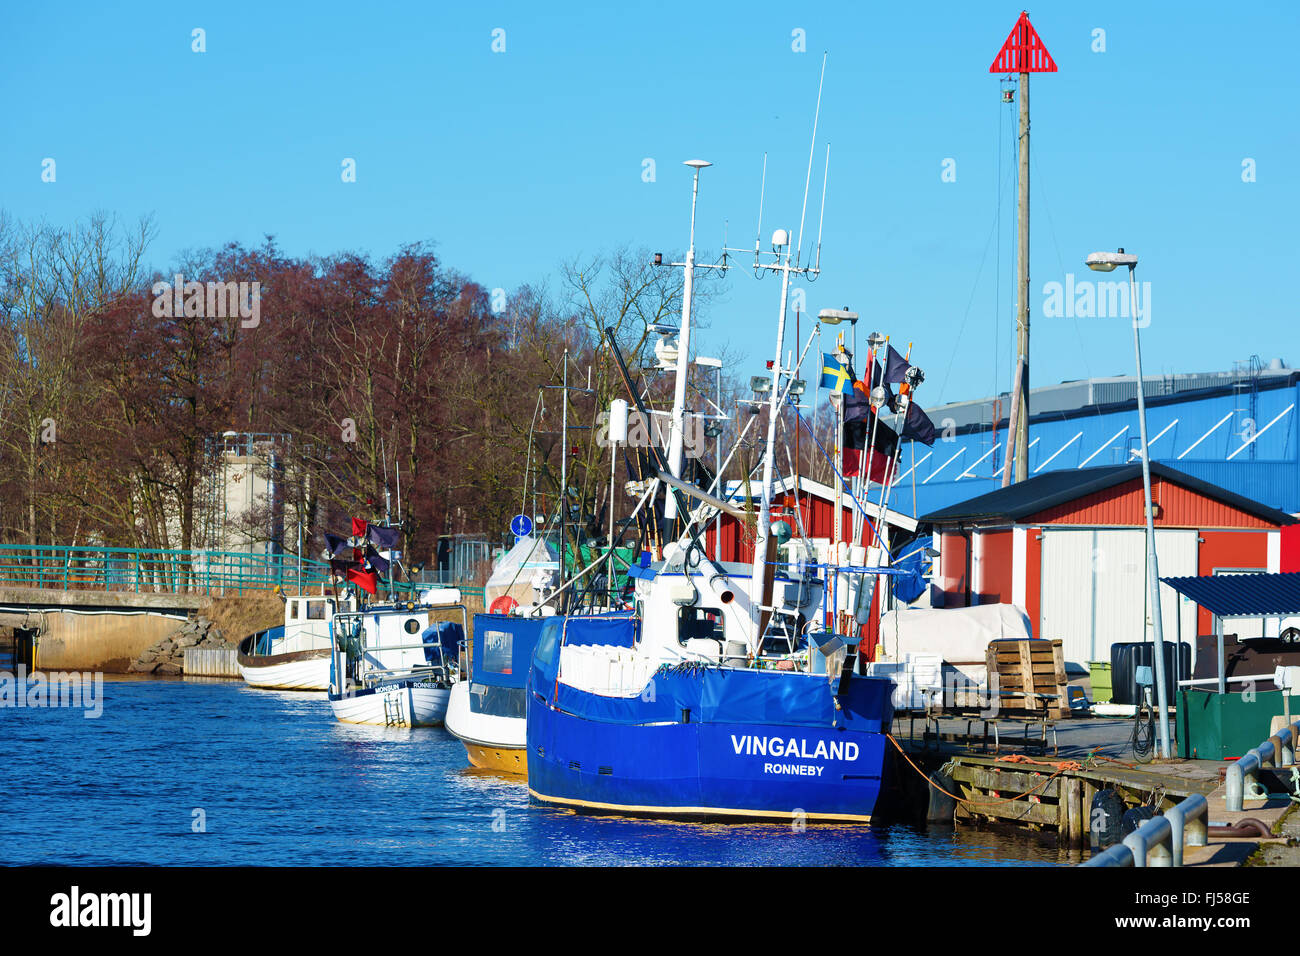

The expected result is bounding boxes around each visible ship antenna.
[753,153,767,270]
[380,436,391,525]
[795,51,827,268]
[813,143,830,275]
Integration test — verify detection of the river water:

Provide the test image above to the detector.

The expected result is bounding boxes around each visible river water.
[0,676,1064,866]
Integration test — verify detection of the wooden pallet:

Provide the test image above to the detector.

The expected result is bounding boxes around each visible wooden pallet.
[986,638,1070,719]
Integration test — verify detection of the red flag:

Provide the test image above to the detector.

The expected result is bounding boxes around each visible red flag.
[351,517,368,537]
[841,446,896,484]
[865,448,896,485]
[346,566,379,595]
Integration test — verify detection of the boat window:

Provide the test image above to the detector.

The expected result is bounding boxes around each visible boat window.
[483,629,513,674]
[288,601,298,620]
[678,607,724,645]
[404,618,422,634]
[468,683,527,719]
[306,601,326,620]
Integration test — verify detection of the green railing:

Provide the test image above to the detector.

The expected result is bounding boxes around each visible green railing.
[0,544,333,596]
[0,544,487,602]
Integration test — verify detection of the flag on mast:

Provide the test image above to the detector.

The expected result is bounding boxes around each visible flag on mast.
[819,352,854,394]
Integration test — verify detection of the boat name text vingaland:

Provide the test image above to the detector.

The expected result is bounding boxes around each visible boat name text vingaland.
[731,734,860,762]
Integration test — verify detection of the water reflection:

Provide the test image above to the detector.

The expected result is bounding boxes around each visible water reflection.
[0,679,1062,866]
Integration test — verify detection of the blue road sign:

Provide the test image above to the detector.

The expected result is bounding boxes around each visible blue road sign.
[510,514,533,538]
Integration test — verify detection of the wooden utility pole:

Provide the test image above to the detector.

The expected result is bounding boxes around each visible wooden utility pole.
[990,11,1055,483]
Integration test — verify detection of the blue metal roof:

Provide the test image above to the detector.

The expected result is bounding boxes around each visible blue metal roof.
[1159,572,1300,618]
[866,377,1300,518]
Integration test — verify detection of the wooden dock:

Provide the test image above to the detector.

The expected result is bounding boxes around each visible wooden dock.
[891,714,1295,863]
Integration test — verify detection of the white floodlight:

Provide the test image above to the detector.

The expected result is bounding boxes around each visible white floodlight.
[1085,248,1138,272]
[817,308,859,325]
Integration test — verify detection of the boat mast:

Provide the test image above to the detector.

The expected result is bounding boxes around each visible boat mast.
[748,242,797,647]
[658,161,727,542]
[736,55,829,654]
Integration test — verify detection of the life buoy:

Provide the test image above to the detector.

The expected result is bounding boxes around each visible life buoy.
[489,595,519,615]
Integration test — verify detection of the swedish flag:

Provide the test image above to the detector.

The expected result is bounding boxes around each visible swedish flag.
[819,352,853,394]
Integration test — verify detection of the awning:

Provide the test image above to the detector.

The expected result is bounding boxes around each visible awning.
[1159,572,1300,619]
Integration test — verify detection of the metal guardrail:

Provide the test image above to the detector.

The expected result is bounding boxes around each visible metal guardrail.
[0,544,486,600]
[1082,793,1209,867]
[1225,718,1300,811]
[0,544,334,596]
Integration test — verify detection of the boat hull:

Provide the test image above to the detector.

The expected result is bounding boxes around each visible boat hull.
[238,651,332,691]
[328,681,450,727]
[445,681,527,775]
[527,702,886,822]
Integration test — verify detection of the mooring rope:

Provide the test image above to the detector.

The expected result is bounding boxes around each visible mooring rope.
[885,732,1072,808]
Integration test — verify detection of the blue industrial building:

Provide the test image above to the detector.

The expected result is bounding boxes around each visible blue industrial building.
[879,362,1299,519]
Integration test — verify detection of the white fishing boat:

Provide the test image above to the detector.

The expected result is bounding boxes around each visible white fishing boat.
[237,592,356,691]
[327,589,467,727]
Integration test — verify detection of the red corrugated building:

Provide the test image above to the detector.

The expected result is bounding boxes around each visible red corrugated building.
[922,463,1298,667]
[703,476,920,563]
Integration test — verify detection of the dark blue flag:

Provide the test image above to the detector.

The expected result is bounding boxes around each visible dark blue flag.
[367,524,401,550]
[902,402,937,446]
[324,532,352,558]
[883,345,910,386]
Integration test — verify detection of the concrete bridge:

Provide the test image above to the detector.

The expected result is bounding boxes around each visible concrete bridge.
[0,543,322,671]
[0,587,207,672]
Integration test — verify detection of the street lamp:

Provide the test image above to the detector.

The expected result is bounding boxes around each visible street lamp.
[1086,247,1170,759]
[818,307,861,591]
[818,307,860,366]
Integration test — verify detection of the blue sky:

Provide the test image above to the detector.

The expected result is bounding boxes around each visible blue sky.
[2,1,1296,406]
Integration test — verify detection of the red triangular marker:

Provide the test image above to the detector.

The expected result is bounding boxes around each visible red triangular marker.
[989,11,1057,73]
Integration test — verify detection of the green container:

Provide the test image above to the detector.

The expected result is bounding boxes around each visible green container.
[1088,661,1113,704]
[1178,688,1287,760]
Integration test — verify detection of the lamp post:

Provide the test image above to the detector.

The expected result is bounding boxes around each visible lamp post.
[1086,247,1170,759]
[818,308,858,551]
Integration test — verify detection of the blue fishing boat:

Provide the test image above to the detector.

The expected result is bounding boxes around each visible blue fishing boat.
[526,580,895,821]
[525,142,906,822]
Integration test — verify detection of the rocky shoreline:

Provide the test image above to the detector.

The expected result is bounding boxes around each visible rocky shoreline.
[127,617,232,675]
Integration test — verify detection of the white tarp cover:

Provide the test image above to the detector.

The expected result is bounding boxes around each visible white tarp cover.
[875,603,1033,664]
[485,535,559,607]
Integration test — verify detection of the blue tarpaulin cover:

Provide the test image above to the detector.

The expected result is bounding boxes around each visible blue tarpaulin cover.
[530,614,888,730]
[472,613,547,689]
[421,620,464,665]
[891,545,928,604]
